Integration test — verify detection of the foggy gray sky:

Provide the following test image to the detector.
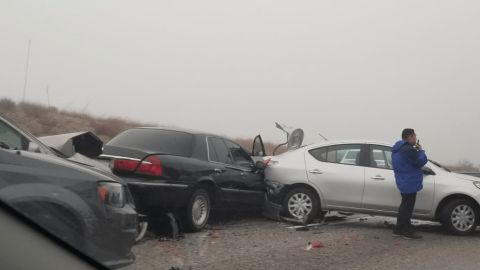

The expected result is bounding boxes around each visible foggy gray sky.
[1,0,479,165]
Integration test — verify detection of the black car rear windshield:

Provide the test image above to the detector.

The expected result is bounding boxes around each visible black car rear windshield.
[107,129,194,157]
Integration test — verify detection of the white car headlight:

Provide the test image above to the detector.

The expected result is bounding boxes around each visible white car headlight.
[473,181,480,190]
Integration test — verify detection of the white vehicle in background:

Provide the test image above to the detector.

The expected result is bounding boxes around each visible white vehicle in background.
[257,125,480,235]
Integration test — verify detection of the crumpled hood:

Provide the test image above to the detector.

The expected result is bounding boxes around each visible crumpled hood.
[392,140,409,153]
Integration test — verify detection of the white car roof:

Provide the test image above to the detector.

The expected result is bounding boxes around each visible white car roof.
[303,139,393,149]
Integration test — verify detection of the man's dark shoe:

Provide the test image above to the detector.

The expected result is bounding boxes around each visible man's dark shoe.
[402,230,423,240]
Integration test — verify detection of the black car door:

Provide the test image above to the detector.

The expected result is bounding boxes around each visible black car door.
[207,137,264,206]
[223,139,265,205]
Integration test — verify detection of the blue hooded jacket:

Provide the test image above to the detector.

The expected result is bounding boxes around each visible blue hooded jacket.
[391,140,428,194]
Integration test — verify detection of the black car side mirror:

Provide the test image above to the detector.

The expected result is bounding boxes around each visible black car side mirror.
[422,167,436,175]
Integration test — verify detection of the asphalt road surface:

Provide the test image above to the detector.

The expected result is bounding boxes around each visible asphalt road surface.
[122,211,480,270]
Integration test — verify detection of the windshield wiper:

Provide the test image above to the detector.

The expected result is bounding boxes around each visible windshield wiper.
[0,141,11,150]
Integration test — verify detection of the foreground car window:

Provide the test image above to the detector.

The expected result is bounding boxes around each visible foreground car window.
[0,121,28,150]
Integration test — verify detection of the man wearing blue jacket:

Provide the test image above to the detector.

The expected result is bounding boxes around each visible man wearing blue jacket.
[391,128,428,240]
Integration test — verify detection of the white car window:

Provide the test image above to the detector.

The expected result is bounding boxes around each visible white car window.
[370,146,392,169]
[310,144,362,166]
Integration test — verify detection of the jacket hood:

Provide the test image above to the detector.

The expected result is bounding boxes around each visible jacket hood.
[392,140,409,153]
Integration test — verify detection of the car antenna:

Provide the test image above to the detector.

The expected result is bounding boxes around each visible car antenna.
[318,133,329,141]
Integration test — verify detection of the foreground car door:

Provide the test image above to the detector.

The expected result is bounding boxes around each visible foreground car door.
[305,144,367,209]
[362,145,435,215]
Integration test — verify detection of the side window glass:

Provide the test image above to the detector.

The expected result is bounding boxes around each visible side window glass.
[371,146,393,169]
[309,147,327,162]
[207,138,218,162]
[326,144,362,165]
[208,137,232,164]
[225,140,252,167]
[0,121,28,150]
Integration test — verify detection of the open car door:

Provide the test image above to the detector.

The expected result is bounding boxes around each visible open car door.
[252,135,266,157]
[251,135,266,162]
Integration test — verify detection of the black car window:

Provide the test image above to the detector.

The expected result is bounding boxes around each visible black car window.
[324,144,362,165]
[309,147,327,162]
[0,120,29,150]
[107,129,194,157]
[208,137,232,164]
[370,145,393,169]
[225,140,253,167]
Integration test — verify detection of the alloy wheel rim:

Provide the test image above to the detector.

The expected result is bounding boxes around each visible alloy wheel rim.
[288,193,313,219]
[192,194,209,226]
[451,204,475,232]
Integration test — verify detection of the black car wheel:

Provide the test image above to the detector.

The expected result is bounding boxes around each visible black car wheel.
[441,199,478,235]
[184,189,210,232]
[283,187,319,224]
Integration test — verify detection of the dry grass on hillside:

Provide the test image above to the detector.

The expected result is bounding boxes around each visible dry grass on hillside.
[0,98,283,154]
[0,98,148,143]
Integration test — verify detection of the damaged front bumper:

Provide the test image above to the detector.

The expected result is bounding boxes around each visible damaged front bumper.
[262,180,287,221]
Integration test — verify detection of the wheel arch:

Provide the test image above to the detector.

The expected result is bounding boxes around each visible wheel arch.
[434,193,480,221]
[12,200,88,237]
[196,178,218,205]
[283,183,322,210]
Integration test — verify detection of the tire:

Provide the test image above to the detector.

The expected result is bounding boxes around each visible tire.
[184,189,211,232]
[440,199,478,235]
[283,187,319,224]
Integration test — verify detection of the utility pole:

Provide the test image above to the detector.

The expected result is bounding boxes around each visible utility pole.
[46,84,50,107]
[22,40,31,102]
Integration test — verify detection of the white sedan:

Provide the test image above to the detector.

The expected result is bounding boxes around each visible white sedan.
[263,139,480,235]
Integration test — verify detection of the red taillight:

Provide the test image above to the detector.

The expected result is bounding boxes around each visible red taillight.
[113,159,140,172]
[112,156,163,176]
[264,158,272,167]
[136,156,163,176]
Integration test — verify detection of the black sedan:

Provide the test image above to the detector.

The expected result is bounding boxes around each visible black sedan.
[99,127,267,231]
[0,116,138,269]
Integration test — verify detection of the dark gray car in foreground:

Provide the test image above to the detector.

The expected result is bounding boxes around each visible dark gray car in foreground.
[0,116,138,268]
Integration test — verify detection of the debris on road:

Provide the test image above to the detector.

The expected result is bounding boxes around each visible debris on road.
[286,223,323,230]
[304,241,325,251]
[281,216,309,225]
[207,230,222,238]
[296,226,310,231]
[342,233,359,241]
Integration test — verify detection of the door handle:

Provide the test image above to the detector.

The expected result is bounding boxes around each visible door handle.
[371,175,385,180]
[309,169,324,174]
